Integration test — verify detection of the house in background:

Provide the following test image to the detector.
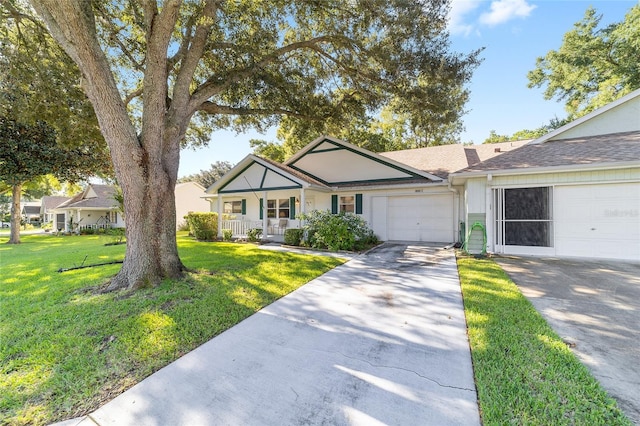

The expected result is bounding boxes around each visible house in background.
[21,201,42,224]
[52,182,209,232]
[175,181,210,230]
[41,196,71,224]
[205,88,640,262]
[52,184,124,232]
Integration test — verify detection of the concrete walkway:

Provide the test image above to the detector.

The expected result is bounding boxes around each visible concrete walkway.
[58,243,479,426]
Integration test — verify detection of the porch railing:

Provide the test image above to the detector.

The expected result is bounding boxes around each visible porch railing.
[220,220,262,237]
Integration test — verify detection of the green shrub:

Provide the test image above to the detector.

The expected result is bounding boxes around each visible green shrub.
[184,212,218,241]
[222,229,233,242]
[79,228,95,235]
[298,210,378,251]
[106,227,126,245]
[247,228,263,242]
[283,228,303,246]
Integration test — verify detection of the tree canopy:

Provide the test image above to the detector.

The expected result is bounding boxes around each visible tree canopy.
[528,5,640,118]
[178,160,233,189]
[29,0,481,290]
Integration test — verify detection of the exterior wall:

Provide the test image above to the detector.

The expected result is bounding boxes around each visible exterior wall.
[551,95,640,140]
[466,166,640,259]
[53,209,125,232]
[175,182,210,229]
[212,183,459,242]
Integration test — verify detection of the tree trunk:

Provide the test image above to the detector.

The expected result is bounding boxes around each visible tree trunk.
[31,1,186,291]
[8,183,22,244]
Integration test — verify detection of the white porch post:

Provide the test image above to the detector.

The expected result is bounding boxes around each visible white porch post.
[64,211,69,232]
[217,194,223,238]
[262,191,268,238]
[485,175,493,253]
[299,188,306,226]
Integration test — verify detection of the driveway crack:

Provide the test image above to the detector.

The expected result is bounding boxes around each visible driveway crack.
[335,351,476,393]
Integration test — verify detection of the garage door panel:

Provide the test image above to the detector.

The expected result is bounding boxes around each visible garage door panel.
[387,195,453,242]
[555,183,640,261]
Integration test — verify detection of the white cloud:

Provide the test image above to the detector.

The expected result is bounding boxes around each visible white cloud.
[479,0,537,26]
[448,0,482,36]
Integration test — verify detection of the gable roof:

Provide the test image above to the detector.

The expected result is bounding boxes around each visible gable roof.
[55,184,119,210]
[206,154,329,195]
[380,140,528,179]
[285,136,443,185]
[530,88,640,144]
[451,131,640,179]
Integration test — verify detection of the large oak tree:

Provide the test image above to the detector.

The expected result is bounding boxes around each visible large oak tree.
[30,0,480,291]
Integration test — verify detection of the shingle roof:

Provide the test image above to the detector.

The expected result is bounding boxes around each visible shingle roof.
[380,140,528,178]
[42,196,71,211]
[457,131,640,173]
[56,184,119,210]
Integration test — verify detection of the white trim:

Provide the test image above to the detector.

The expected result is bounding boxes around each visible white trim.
[285,135,444,182]
[450,160,640,184]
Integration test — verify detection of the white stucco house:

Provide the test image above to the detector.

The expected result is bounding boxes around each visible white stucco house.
[52,181,210,232]
[51,184,125,232]
[205,88,640,262]
[175,181,211,229]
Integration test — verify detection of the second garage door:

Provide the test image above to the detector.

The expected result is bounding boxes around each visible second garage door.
[386,194,454,242]
[554,183,640,261]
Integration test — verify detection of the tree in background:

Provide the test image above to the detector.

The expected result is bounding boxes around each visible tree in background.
[0,118,106,243]
[528,5,640,118]
[0,1,111,243]
[178,161,233,189]
[28,0,481,291]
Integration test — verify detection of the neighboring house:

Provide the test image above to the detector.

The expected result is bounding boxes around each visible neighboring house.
[205,88,640,262]
[21,201,42,224]
[41,196,70,224]
[52,184,124,232]
[175,181,210,229]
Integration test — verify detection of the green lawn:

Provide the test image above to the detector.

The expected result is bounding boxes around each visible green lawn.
[457,255,631,425]
[0,232,344,425]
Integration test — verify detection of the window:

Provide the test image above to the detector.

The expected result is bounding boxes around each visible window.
[267,199,290,218]
[108,211,118,224]
[339,196,355,213]
[495,187,552,247]
[224,201,243,214]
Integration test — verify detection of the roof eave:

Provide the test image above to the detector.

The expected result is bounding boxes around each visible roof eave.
[449,160,640,184]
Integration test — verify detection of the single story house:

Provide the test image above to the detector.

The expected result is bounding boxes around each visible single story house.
[51,184,124,232]
[205,88,640,262]
[52,182,210,232]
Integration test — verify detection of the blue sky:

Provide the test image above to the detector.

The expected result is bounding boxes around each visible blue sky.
[178,0,637,178]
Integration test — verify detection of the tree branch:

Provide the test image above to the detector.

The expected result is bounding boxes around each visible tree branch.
[188,35,350,113]
[196,102,323,121]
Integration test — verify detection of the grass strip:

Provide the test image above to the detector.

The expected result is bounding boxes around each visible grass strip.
[456,255,631,426]
[0,232,344,425]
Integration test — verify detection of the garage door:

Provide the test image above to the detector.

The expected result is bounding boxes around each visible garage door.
[386,194,454,242]
[555,183,640,260]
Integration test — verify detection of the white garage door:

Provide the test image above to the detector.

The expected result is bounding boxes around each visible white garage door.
[555,183,640,260]
[386,194,454,242]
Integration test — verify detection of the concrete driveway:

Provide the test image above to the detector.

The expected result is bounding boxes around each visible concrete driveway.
[496,256,640,425]
[62,243,479,426]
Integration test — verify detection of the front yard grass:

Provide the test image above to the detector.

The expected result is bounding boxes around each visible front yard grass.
[0,232,344,425]
[457,255,631,425]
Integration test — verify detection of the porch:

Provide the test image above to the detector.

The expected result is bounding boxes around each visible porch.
[220,219,292,242]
